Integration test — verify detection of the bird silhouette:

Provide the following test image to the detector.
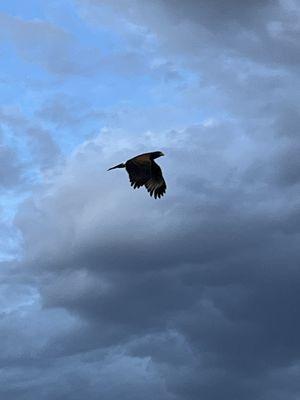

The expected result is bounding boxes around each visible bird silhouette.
[108,151,166,199]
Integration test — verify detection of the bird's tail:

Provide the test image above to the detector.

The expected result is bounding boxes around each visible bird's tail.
[107,163,125,171]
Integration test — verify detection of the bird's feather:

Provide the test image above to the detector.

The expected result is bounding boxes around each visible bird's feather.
[125,157,152,189]
[144,161,166,199]
[108,151,167,199]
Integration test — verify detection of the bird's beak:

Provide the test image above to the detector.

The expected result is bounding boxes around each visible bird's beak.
[160,152,165,156]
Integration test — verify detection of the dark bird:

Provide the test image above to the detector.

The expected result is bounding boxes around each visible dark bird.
[108,151,166,199]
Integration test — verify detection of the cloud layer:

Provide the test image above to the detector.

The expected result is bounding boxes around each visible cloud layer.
[0,1,300,399]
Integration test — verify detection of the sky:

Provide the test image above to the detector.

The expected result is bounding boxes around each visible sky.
[0,0,300,399]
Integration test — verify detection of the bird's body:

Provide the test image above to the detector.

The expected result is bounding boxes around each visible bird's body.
[108,151,166,199]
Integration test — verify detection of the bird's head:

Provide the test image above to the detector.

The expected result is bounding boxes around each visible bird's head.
[151,151,165,159]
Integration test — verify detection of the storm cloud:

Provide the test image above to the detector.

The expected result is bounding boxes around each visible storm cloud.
[0,1,299,399]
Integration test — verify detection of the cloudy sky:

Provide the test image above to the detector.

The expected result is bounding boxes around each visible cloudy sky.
[0,0,300,399]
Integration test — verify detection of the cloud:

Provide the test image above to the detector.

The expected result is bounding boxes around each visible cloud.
[0,145,23,189]
[36,95,119,129]
[0,106,61,177]
[1,1,300,399]
[26,127,61,169]
[74,0,300,138]
[76,0,300,69]
[0,12,101,76]
[9,119,300,399]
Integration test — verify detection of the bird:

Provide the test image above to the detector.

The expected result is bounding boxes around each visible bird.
[108,151,166,199]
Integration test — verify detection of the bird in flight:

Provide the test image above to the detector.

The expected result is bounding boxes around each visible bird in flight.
[108,151,166,199]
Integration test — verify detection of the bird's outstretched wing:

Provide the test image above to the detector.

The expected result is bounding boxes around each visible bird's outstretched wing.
[145,161,167,199]
[125,155,152,189]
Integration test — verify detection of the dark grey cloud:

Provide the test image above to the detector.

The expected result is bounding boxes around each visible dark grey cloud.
[1,1,300,399]
[78,0,300,69]
[76,0,300,140]
[9,116,300,400]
